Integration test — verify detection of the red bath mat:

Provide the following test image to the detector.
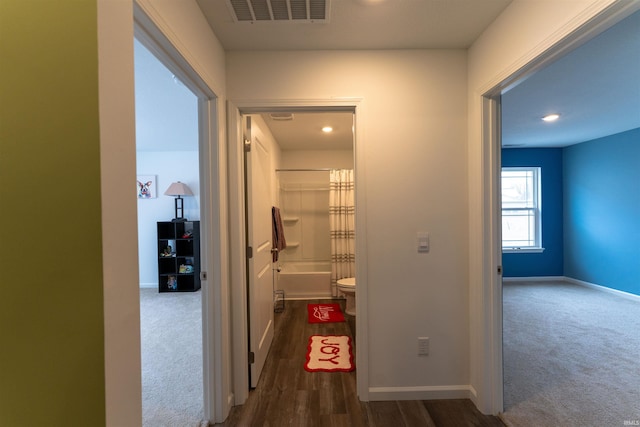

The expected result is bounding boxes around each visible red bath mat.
[307,303,345,323]
[304,335,354,372]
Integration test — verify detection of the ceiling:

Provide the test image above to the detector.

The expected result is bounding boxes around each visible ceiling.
[197,0,514,50]
[136,2,640,151]
[259,112,354,151]
[501,8,640,148]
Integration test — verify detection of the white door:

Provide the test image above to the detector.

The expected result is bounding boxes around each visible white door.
[244,116,275,388]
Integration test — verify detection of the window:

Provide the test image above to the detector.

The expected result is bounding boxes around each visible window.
[501,167,543,252]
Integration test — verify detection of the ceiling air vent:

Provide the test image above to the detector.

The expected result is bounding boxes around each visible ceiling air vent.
[270,113,294,121]
[226,0,330,23]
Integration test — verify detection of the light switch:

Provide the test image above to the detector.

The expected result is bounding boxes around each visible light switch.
[417,232,429,253]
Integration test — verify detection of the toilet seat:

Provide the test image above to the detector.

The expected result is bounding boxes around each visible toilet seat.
[337,277,356,289]
[337,277,356,316]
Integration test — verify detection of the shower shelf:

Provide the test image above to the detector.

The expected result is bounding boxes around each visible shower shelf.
[285,241,300,248]
[283,217,299,223]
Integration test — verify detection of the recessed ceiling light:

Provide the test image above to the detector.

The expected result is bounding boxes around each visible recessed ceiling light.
[322,126,333,133]
[542,113,560,122]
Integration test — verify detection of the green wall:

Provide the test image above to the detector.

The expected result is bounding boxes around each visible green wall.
[0,1,106,424]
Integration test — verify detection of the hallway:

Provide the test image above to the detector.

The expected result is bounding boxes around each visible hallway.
[216,300,503,426]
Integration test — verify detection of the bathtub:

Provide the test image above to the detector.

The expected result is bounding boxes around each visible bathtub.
[277,261,332,299]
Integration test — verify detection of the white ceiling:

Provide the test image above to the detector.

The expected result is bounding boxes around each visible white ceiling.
[502,8,640,148]
[136,2,640,151]
[259,112,354,150]
[197,0,514,50]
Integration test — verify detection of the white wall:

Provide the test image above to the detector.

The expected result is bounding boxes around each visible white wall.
[280,149,354,170]
[228,50,471,396]
[137,151,200,286]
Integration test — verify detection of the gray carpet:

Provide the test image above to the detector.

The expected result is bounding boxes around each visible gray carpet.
[501,281,640,427]
[140,288,205,426]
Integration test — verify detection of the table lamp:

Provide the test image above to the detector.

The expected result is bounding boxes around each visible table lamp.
[164,181,193,222]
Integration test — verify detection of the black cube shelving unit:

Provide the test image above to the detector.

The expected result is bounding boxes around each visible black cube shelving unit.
[157,221,201,292]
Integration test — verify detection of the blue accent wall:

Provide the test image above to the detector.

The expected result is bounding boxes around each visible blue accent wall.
[502,148,564,277]
[563,128,640,296]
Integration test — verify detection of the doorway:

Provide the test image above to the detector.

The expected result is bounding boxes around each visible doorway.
[498,8,640,424]
[133,11,223,423]
[476,0,640,417]
[134,38,203,425]
[228,101,369,405]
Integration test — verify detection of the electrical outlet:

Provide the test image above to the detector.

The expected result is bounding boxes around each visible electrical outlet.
[418,337,429,356]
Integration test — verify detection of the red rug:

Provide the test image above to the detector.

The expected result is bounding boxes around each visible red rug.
[304,335,354,372]
[307,303,345,323]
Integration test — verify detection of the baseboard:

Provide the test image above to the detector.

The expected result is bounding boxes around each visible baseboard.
[285,296,337,301]
[502,276,640,302]
[502,276,565,283]
[564,277,640,302]
[467,385,479,408]
[368,385,473,401]
[503,276,640,302]
[139,282,157,289]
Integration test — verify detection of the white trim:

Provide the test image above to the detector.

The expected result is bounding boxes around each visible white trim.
[502,276,565,283]
[227,101,249,406]
[139,282,157,289]
[564,277,640,302]
[368,385,474,401]
[502,248,545,254]
[475,94,504,414]
[228,98,369,404]
[501,166,542,249]
[503,276,640,302]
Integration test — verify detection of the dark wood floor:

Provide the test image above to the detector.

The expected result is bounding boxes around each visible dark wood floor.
[215,299,504,427]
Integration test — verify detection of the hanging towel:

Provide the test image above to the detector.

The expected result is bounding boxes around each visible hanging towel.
[272,206,287,262]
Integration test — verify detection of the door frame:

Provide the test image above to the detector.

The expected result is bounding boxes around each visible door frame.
[228,98,369,404]
[134,5,226,423]
[478,0,640,414]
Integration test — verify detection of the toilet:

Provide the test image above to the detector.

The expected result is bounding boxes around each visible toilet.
[337,277,356,316]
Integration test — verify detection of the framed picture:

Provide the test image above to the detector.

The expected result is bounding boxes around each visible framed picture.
[137,175,157,199]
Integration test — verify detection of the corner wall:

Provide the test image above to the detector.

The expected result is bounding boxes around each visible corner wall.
[563,128,640,295]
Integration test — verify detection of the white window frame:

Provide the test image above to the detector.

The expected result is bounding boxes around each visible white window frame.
[501,167,544,253]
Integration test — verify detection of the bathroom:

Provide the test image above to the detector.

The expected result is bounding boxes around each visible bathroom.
[255,111,356,307]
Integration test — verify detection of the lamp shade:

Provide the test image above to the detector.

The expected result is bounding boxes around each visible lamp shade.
[164,181,193,197]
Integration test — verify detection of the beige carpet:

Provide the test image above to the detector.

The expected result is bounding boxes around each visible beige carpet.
[140,288,205,427]
[501,281,640,426]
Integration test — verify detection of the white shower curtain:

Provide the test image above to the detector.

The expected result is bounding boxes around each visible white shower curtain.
[329,169,355,297]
